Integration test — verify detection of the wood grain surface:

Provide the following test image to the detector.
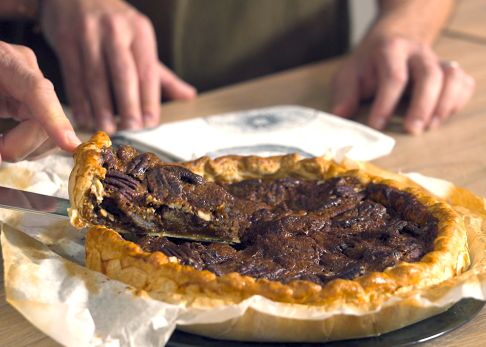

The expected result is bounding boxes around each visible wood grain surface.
[1,2,486,346]
[447,0,486,43]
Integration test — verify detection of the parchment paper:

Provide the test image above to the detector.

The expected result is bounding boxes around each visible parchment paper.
[1,111,486,346]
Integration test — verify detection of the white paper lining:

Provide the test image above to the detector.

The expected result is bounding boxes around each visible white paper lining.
[1,107,485,346]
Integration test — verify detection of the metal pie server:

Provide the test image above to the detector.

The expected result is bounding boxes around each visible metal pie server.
[0,186,238,244]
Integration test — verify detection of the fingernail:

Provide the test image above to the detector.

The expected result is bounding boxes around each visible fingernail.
[332,104,346,116]
[183,82,197,92]
[122,119,142,130]
[332,102,355,118]
[181,84,197,99]
[429,117,441,130]
[370,117,386,130]
[144,114,159,128]
[408,118,425,135]
[130,120,143,129]
[100,121,116,135]
[65,131,82,147]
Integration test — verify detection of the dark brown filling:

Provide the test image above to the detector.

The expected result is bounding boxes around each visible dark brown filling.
[91,146,438,285]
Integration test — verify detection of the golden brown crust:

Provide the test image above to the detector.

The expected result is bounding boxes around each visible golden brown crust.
[72,132,470,341]
[68,131,110,228]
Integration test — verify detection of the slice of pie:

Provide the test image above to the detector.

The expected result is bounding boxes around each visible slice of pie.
[69,132,470,342]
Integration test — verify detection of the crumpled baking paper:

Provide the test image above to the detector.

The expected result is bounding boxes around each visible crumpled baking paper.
[1,109,486,346]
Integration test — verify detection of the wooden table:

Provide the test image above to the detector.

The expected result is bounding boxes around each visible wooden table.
[447,0,486,42]
[2,3,486,346]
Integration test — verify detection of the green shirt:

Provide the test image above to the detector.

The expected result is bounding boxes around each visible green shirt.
[11,0,349,97]
[130,0,349,91]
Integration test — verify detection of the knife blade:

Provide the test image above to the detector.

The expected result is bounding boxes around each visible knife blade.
[0,186,69,218]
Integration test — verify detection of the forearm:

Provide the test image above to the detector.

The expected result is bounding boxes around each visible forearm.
[366,0,455,45]
[0,0,38,19]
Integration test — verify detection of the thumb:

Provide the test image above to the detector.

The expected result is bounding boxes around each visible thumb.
[330,62,360,118]
[159,64,197,100]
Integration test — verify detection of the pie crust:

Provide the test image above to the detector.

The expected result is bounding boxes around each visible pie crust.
[69,132,470,342]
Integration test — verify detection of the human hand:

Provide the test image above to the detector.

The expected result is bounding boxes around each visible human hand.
[0,41,80,163]
[40,0,196,134]
[331,36,475,134]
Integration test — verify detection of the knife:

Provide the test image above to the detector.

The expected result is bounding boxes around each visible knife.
[0,186,238,244]
[0,186,69,218]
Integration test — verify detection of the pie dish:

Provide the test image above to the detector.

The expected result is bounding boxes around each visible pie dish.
[69,132,470,342]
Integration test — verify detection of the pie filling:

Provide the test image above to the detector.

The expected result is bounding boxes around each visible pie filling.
[90,145,438,285]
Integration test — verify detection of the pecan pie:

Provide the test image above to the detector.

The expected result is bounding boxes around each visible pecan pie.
[69,132,470,342]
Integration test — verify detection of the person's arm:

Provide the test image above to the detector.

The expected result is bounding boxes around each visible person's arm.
[331,0,475,134]
[37,0,196,134]
[372,0,453,44]
[0,0,38,19]
[0,41,80,163]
